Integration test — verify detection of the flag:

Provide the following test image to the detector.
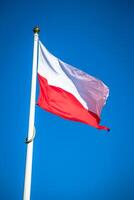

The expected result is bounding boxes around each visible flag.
[37,41,110,131]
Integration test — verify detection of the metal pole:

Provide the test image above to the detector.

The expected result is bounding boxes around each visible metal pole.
[23,27,40,200]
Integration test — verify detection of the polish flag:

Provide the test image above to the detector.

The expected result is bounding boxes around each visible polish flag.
[37,41,110,131]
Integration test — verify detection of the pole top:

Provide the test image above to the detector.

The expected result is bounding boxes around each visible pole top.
[33,26,40,34]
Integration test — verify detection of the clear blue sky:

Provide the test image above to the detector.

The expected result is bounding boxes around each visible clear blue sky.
[0,0,133,199]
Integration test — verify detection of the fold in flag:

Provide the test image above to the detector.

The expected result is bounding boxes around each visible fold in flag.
[37,41,110,131]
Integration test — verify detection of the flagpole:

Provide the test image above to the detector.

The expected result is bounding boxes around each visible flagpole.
[23,27,40,200]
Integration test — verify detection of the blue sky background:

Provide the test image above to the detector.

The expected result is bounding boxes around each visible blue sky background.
[0,0,133,199]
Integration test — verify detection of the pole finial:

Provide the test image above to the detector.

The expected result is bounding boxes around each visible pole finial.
[33,26,40,34]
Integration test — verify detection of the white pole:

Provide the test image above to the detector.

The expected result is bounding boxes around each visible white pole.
[23,27,40,200]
